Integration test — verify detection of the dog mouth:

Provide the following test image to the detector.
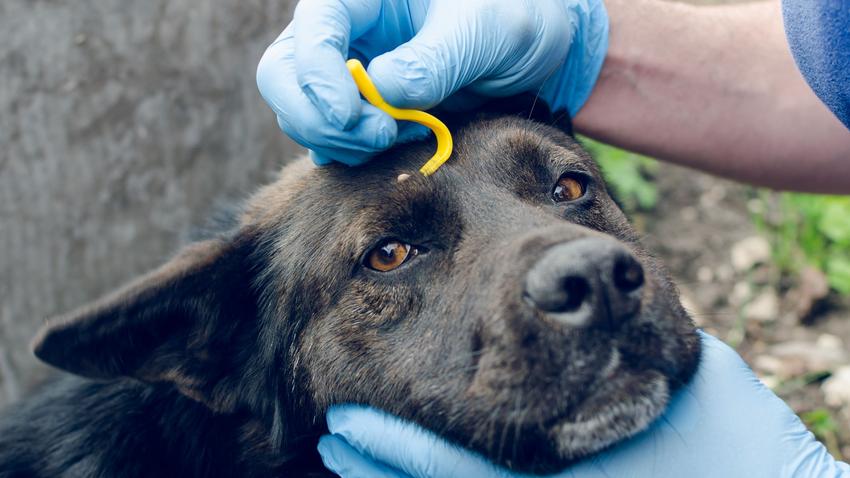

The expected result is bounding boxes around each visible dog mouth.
[465,345,674,474]
[461,313,694,465]
[546,361,669,462]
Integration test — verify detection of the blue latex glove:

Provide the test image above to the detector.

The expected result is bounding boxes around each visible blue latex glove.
[317,331,850,478]
[256,0,608,166]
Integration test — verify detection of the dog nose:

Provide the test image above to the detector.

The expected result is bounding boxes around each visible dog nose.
[523,238,644,329]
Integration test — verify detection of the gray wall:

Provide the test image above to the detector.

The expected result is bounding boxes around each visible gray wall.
[0,0,300,409]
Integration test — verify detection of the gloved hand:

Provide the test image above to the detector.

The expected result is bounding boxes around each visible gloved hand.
[317,331,850,477]
[256,0,608,166]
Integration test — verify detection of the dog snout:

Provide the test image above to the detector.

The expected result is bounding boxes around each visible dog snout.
[523,238,644,330]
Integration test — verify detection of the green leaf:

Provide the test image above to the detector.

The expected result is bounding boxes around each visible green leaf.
[750,191,850,297]
[826,254,850,295]
[579,137,658,213]
[818,198,850,245]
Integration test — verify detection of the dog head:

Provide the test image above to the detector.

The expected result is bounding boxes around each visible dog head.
[33,105,700,473]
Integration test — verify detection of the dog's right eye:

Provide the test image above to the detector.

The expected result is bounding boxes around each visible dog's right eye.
[364,239,420,272]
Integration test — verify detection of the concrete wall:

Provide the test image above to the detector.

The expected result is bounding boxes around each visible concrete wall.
[0,0,300,409]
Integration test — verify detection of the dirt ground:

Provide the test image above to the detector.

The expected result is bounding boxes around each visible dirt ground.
[642,164,850,461]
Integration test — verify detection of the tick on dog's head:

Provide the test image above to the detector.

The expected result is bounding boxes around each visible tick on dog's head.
[32,102,700,473]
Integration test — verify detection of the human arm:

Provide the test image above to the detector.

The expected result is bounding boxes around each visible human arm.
[318,332,850,478]
[257,0,850,192]
[575,0,850,194]
[256,0,608,166]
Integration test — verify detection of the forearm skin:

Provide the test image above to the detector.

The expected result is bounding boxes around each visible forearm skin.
[574,0,850,193]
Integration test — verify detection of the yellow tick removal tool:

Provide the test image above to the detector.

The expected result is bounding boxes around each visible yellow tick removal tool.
[346,59,453,177]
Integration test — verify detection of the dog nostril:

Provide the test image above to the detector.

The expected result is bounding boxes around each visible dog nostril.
[613,256,644,293]
[526,240,644,330]
[557,276,589,313]
[523,276,590,314]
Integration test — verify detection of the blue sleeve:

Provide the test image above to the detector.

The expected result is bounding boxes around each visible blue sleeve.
[782,0,850,129]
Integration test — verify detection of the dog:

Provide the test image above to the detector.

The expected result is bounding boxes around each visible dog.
[0,101,701,477]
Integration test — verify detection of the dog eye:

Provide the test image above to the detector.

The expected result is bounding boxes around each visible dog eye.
[365,240,419,272]
[552,175,585,202]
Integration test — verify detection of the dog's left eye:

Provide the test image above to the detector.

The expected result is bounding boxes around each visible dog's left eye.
[364,239,420,272]
[552,175,585,202]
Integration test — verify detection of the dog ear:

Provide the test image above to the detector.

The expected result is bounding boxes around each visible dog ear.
[32,230,260,412]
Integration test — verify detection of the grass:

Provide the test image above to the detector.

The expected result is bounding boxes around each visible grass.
[802,407,843,458]
[750,192,850,295]
[584,136,850,297]
[579,137,659,214]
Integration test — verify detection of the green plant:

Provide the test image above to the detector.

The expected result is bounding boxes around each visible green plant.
[751,192,850,295]
[801,408,842,458]
[579,137,659,213]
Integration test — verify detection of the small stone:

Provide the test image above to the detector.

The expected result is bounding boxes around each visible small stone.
[680,207,698,222]
[817,333,844,352]
[754,355,784,375]
[699,184,727,208]
[749,265,774,286]
[730,236,771,272]
[771,340,847,373]
[747,198,765,215]
[801,267,830,297]
[716,264,734,282]
[730,281,752,306]
[743,289,779,322]
[823,366,850,408]
[74,33,87,45]
[697,266,714,283]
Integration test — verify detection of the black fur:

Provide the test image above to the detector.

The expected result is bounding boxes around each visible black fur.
[0,377,326,477]
[1,102,699,476]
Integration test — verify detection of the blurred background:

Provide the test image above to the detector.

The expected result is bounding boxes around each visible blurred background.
[2,0,848,461]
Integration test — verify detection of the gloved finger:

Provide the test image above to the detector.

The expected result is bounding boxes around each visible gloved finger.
[465,0,573,96]
[276,98,397,164]
[318,434,413,478]
[311,123,429,166]
[396,122,431,144]
[257,25,298,115]
[306,142,380,167]
[366,1,479,110]
[280,105,397,167]
[367,0,570,110]
[327,405,515,478]
[259,32,397,165]
[292,0,383,130]
[536,0,610,116]
[435,90,490,113]
[309,150,335,166]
